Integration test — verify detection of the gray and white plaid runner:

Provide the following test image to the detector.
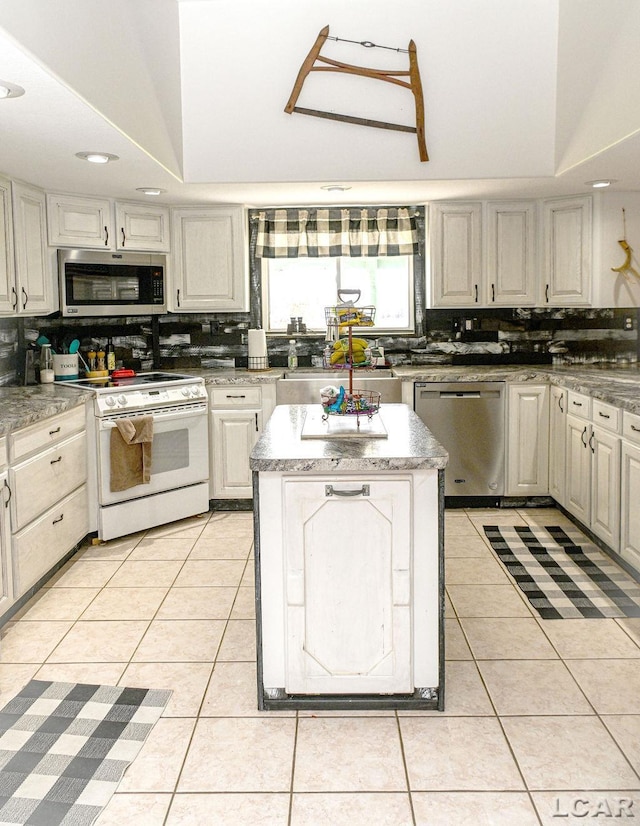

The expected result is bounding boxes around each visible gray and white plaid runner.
[0,680,171,825]
[484,524,640,619]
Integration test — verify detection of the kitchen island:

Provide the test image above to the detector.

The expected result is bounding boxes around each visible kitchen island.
[250,403,448,711]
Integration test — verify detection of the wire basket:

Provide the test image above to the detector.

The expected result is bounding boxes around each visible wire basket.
[321,389,381,419]
[325,305,376,328]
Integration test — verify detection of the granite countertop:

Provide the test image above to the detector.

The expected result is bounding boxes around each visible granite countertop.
[176,367,284,384]
[392,365,640,415]
[250,403,448,472]
[0,385,87,436]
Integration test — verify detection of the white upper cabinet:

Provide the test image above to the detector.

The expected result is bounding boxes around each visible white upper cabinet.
[429,202,482,307]
[47,193,112,249]
[170,206,248,312]
[485,201,536,305]
[11,182,56,315]
[115,201,170,252]
[542,195,592,305]
[0,176,16,314]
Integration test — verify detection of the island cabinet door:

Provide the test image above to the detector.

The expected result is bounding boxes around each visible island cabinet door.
[283,476,412,695]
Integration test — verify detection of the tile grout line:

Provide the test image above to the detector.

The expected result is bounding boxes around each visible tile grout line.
[394,711,417,826]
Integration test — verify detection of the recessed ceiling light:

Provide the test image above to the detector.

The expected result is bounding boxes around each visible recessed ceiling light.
[0,81,25,99]
[135,187,165,196]
[586,179,615,188]
[321,184,352,192]
[75,152,119,164]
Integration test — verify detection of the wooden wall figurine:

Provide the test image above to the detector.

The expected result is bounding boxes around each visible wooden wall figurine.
[285,25,428,162]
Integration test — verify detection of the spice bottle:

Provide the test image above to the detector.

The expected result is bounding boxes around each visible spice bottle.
[106,338,116,372]
[287,339,298,369]
[97,349,106,372]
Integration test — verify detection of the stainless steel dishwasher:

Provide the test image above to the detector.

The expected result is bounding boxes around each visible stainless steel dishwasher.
[414,382,505,498]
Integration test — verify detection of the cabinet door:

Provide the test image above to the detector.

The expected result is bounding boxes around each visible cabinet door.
[0,176,16,314]
[0,474,13,614]
[506,384,549,496]
[542,196,592,306]
[485,201,536,305]
[548,386,566,505]
[283,477,412,694]
[115,202,170,252]
[12,183,56,314]
[210,409,260,498]
[565,415,591,523]
[170,206,248,312]
[46,194,112,248]
[429,202,482,307]
[621,441,640,572]
[590,426,620,551]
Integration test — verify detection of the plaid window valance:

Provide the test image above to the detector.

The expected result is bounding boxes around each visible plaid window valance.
[255,207,419,258]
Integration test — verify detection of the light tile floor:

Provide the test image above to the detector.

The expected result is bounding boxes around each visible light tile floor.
[1,507,639,825]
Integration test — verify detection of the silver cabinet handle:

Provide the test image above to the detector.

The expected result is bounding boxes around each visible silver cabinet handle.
[325,484,370,497]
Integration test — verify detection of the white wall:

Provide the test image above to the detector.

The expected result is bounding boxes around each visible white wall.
[593,191,640,307]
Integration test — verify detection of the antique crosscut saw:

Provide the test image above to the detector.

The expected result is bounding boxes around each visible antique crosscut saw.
[284,25,428,162]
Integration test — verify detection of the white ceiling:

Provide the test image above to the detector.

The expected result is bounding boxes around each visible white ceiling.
[0,0,639,207]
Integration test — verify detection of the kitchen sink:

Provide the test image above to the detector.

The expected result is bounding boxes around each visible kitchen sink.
[276,370,402,405]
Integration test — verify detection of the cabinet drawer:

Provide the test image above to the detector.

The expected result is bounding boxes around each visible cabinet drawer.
[10,432,87,531]
[12,484,88,595]
[209,386,262,407]
[10,405,85,462]
[623,410,640,446]
[592,400,620,433]
[567,391,591,419]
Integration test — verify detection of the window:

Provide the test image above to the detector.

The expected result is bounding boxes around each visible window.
[261,255,414,334]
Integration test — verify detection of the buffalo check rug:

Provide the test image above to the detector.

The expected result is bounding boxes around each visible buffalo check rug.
[483,524,640,619]
[0,680,171,826]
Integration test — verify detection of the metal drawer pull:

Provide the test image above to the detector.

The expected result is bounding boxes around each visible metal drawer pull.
[598,412,610,419]
[226,394,246,399]
[573,401,583,407]
[589,431,595,453]
[50,456,62,464]
[53,514,64,525]
[49,427,61,435]
[325,484,370,497]
[581,426,588,447]
[632,424,640,433]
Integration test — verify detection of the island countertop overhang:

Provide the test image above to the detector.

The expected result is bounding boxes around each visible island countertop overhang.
[250,403,448,473]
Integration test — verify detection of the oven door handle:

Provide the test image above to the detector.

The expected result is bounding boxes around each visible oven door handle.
[98,404,207,430]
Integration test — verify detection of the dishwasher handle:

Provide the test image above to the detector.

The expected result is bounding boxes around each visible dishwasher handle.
[419,389,502,399]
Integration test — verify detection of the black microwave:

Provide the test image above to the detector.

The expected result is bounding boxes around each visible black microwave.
[58,249,167,316]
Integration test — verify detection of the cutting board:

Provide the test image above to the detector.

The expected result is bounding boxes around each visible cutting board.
[301,408,388,439]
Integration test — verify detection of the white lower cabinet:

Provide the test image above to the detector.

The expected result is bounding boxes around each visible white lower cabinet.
[209,382,276,499]
[258,467,441,702]
[210,409,262,498]
[565,396,621,553]
[13,486,88,594]
[565,413,592,525]
[506,384,549,496]
[621,411,640,571]
[283,476,412,695]
[548,385,566,505]
[0,472,13,614]
[3,405,89,617]
[590,425,620,551]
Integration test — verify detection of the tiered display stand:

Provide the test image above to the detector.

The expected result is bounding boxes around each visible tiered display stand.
[322,290,380,427]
